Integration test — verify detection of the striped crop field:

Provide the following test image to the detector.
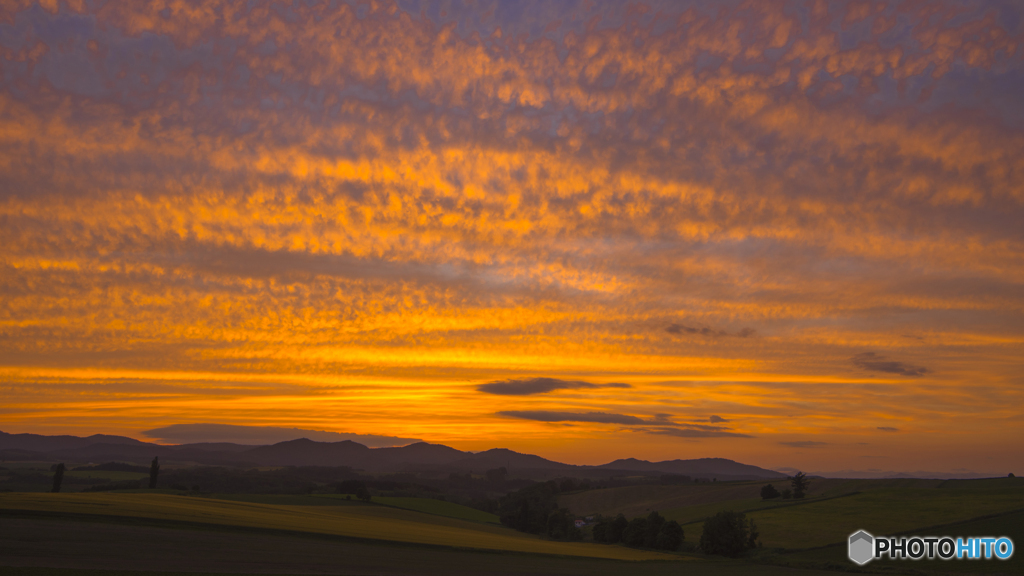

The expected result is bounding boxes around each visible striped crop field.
[682,485,1024,550]
[0,492,678,561]
[318,495,500,524]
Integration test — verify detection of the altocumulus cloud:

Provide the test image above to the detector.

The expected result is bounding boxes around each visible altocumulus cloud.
[477,377,631,395]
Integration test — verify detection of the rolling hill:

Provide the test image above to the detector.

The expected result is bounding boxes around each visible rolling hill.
[0,429,785,480]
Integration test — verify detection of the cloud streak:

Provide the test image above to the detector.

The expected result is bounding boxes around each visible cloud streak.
[478,378,630,395]
[852,353,929,377]
[497,410,753,438]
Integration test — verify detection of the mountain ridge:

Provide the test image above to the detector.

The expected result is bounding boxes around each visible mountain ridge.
[0,430,785,479]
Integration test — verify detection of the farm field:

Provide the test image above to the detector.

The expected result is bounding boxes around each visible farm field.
[206,493,501,523]
[563,477,1024,551]
[0,492,672,561]
[776,508,1024,574]
[0,517,847,576]
[317,494,501,523]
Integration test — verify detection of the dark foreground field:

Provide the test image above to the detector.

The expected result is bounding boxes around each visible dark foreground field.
[2,476,1021,576]
[1,516,838,576]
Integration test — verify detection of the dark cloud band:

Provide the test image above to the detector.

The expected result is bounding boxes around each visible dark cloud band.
[478,378,630,395]
[852,353,928,377]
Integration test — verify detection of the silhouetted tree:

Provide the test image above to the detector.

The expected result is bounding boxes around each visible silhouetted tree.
[644,511,665,548]
[611,513,628,542]
[545,508,581,540]
[622,517,647,547]
[760,483,781,499]
[51,462,65,493]
[699,511,754,557]
[485,467,507,483]
[747,518,760,549]
[337,479,371,501]
[790,471,809,499]
[657,520,685,551]
[148,457,160,489]
[781,488,792,499]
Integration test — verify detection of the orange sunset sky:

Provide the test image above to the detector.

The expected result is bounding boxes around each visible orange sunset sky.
[1,0,1022,475]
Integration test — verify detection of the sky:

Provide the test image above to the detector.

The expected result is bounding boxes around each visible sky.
[0,0,1022,475]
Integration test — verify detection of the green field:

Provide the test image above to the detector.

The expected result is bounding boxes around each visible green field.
[0,492,675,561]
[0,516,846,576]
[64,470,148,482]
[318,494,501,523]
[736,486,1023,549]
[776,508,1024,574]
[562,477,1024,552]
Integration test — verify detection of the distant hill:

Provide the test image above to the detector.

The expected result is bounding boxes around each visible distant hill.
[0,429,784,480]
[174,442,262,453]
[0,431,148,452]
[449,448,578,473]
[373,442,467,467]
[240,438,373,467]
[595,457,786,480]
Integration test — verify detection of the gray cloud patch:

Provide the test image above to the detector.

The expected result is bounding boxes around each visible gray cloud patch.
[643,426,754,438]
[497,411,753,438]
[477,377,630,395]
[709,415,728,423]
[497,411,649,424]
[666,323,755,338]
[852,352,928,377]
[780,441,829,448]
[143,423,421,447]
[877,426,899,432]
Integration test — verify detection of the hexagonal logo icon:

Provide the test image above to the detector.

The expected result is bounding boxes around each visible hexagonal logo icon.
[849,530,874,565]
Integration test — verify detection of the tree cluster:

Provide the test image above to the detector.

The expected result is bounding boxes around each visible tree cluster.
[336,479,372,501]
[592,511,684,551]
[72,462,149,473]
[498,481,560,534]
[699,510,759,557]
[496,479,590,540]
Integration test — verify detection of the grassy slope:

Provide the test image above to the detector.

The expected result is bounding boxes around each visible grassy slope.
[0,517,851,576]
[775,508,1024,574]
[65,470,148,482]
[685,484,1024,550]
[561,477,1023,551]
[321,494,501,524]
[0,492,674,561]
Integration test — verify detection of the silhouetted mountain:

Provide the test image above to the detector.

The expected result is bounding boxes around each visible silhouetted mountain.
[450,448,576,472]
[596,457,785,479]
[0,430,785,480]
[240,438,373,467]
[0,448,46,461]
[173,442,262,453]
[373,442,467,466]
[0,431,148,452]
[45,442,178,462]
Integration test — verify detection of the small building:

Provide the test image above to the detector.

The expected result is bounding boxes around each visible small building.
[574,519,586,528]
